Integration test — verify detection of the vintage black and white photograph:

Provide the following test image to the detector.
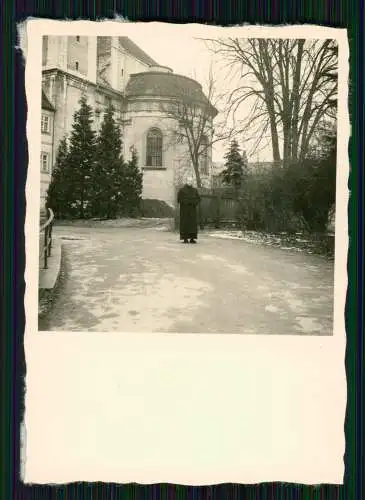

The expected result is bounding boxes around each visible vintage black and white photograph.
[21,21,348,486]
[34,27,340,334]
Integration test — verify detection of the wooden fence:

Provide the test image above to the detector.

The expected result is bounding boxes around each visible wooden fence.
[198,192,239,228]
[175,186,240,230]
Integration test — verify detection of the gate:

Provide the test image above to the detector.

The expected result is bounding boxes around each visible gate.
[198,189,239,229]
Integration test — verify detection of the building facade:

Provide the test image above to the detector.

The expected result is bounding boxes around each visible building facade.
[40,91,55,202]
[40,36,217,208]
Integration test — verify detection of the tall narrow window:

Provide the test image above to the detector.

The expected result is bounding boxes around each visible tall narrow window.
[75,61,79,71]
[200,135,209,175]
[146,128,163,167]
[41,114,50,134]
[40,152,49,173]
[76,36,80,42]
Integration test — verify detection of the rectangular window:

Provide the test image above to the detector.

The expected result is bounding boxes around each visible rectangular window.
[146,153,163,167]
[146,129,163,167]
[40,152,49,173]
[41,114,50,134]
[75,61,79,71]
[76,36,80,42]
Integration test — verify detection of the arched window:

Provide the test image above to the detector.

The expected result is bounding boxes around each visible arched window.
[200,135,209,175]
[146,128,163,167]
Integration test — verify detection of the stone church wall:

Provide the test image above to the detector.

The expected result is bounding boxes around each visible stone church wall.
[123,112,184,207]
[40,108,55,205]
[43,70,124,159]
[41,35,215,209]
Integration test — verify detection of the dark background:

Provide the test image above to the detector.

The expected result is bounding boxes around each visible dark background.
[0,1,363,499]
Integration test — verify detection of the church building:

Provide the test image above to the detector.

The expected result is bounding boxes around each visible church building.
[41,36,218,207]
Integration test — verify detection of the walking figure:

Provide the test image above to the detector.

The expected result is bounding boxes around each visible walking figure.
[177,183,201,244]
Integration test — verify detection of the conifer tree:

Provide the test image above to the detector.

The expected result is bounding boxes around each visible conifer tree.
[46,136,69,218]
[222,139,246,198]
[66,95,97,218]
[122,146,143,216]
[241,149,248,168]
[92,103,125,218]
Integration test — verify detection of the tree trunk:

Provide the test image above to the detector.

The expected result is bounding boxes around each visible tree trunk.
[193,160,202,188]
[268,106,281,162]
[276,40,291,164]
[299,40,331,160]
[290,39,305,160]
[259,40,281,162]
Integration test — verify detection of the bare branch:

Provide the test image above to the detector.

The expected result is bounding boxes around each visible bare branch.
[203,36,338,162]
[156,70,228,187]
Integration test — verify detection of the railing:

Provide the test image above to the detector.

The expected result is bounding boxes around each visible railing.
[40,208,54,269]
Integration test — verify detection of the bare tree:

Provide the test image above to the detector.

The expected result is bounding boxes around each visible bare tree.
[159,69,230,188]
[203,38,338,163]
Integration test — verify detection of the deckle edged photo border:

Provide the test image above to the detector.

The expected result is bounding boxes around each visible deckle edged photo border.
[0,1,363,499]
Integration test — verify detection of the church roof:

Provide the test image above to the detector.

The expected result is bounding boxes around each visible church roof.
[119,37,158,66]
[41,90,55,111]
[125,71,218,116]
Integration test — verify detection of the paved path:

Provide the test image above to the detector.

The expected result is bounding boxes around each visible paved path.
[39,227,335,334]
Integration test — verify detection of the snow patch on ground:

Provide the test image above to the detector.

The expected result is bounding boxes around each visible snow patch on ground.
[295,316,323,333]
[265,305,280,313]
[208,232,243,241]
[207,229,334,257]
[58,270,213,333]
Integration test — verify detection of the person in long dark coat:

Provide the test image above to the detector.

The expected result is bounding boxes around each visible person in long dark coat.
[177,183,201,243]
